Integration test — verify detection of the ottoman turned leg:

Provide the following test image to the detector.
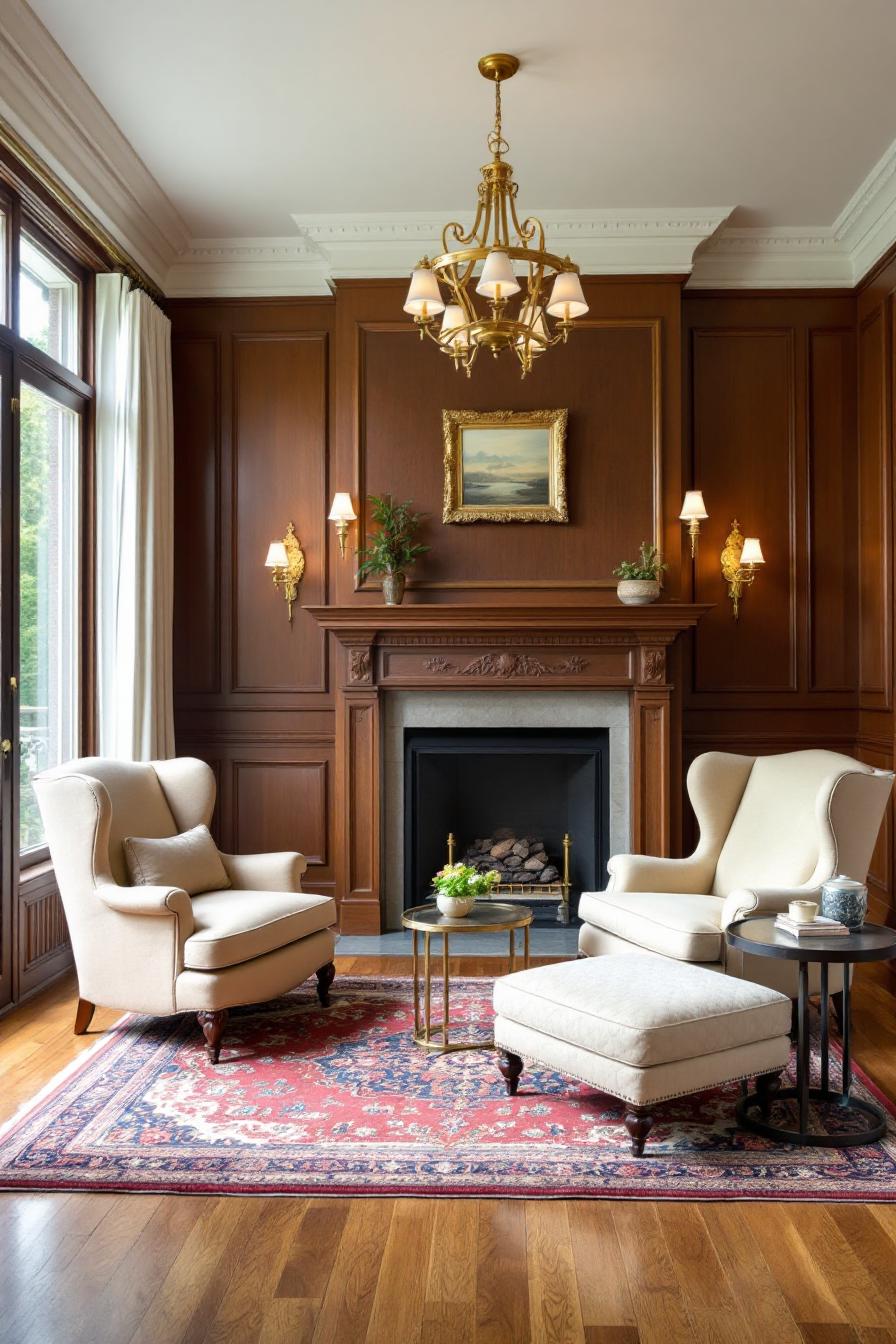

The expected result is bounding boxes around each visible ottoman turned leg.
[623,1106,655,1157]
[755,1068,784,1120]
[498,1050,524,1096]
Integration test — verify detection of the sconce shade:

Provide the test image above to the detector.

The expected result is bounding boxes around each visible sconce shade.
[403,266,445,317]
[328,492,357,523]
[475,250,521,300]
[265,541,288,569]
[546,270,589,319]
[679,490,708,521]
[740,537,765,566]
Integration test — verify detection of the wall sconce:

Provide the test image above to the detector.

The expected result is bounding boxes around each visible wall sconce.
[721,519,764,620]
[264,521,305,623]
[679,490,708,557]
[328,492,357,559]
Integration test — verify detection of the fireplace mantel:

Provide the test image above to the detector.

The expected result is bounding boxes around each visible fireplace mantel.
[306,603,710,933]
[307,602,709,636]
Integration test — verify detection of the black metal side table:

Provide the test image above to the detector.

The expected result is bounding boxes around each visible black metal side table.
[726,917,896,1147]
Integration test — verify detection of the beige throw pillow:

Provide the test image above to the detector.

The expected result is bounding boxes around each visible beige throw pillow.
[123,824,230,896]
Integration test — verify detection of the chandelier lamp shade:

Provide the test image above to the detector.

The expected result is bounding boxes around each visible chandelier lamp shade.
[403,53,589,378]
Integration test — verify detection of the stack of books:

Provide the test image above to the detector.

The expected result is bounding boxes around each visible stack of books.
[774,913,850,938]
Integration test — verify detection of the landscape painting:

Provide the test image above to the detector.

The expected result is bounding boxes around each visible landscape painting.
[442,408,568,523]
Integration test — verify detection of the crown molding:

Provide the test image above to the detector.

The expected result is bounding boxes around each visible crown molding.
[0,0,187,287]
[688,227,851,289]
[290,208,734,279]
[833,135,896,285]
[165,237,331,297]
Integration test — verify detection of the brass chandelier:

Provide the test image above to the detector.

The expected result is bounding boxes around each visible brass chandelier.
[403,53,589,378]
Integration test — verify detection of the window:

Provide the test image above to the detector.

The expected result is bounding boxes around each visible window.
[18,382,81,854]
[18,234,79,374]
[0,208,6,326]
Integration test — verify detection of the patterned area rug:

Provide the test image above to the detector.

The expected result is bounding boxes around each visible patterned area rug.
[2,975,896,1199]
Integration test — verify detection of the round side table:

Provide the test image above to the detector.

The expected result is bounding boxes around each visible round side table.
[726,916,896,1147]
[402,901,533,1053]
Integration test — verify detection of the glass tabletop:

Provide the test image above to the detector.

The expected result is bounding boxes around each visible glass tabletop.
[726,916,896,963]
[402,901,534,932]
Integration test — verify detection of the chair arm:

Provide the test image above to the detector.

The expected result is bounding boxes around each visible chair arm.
[97,883,194,932]
[721,885,820,930]
[218,851,308,894]
[607,852,713,894]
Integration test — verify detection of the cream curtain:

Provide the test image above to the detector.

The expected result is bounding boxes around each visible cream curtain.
[95,273,175,760]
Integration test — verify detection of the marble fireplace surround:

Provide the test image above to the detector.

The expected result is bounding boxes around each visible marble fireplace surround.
[307,604,709,934]
[383,691,628,929]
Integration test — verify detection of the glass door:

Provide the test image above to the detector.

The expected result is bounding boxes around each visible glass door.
[16,369,82,863]
[0,347,13,1009]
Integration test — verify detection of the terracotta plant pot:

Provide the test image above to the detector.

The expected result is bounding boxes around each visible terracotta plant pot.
[436,894,475,918]
[616,578,660,606]
[382,572,406,606]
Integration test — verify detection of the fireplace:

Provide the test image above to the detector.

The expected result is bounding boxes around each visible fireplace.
[307,601,709,933]
[403,727,609,922]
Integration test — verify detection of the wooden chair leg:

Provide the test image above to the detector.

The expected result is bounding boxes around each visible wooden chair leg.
[316,962,336,1007]
[497,1049,524,1096]
[197,1009,228,1064]
[623,1106,655,1156]
[74,998,95,1035]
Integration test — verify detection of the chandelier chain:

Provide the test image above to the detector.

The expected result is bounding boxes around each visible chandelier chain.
[487,77,509,159]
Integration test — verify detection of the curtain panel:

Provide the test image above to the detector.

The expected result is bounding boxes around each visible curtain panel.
[95,274,175,761]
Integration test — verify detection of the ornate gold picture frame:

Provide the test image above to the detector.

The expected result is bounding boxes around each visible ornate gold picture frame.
[442,408,568,523]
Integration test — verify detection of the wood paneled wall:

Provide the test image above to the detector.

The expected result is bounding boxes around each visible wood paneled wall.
[681,293,859,852]
[855,253,896,921]
[170,279,873,926]
[170,299,337,904]
[170,279,687,922]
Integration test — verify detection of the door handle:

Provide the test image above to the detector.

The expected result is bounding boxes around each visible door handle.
[0,739,11,758]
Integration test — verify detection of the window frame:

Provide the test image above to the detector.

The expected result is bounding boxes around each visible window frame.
[0,189,95,872]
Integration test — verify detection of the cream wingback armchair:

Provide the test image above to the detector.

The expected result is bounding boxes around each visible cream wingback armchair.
[579,750,894,1001]
[34,757,338,1062]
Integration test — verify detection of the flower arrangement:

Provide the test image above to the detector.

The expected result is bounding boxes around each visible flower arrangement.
[433,862,500,901]
[432,861,500,917]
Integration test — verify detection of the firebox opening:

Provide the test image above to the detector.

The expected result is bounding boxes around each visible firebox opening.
[403,727,609,924]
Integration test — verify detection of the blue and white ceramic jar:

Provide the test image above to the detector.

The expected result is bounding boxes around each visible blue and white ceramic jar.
[819,875,868,930]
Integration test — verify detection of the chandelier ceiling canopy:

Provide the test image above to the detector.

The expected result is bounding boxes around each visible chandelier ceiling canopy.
[403,53,589,378]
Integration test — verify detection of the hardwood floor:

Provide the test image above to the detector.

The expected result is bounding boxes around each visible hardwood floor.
[2,956,896,1344]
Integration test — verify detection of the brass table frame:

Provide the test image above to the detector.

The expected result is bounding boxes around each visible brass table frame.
[403,903,533,1053]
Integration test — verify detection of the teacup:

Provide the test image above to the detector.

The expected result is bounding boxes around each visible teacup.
[789,899,819,924]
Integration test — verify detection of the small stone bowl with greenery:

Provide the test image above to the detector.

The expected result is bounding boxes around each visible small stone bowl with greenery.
[613,542,668,606]
[431,862,501,918]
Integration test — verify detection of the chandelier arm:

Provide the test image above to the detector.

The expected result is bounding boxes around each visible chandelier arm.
[442,195,486,252]
[431,245,570,273]
[509,196,542,249]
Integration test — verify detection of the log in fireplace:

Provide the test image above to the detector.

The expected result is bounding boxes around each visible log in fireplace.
[403,728,610,924]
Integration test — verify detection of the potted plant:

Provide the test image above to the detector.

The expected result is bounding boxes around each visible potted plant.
[613,542,667,606]
[356,494,430,606]
[432,862,500,918]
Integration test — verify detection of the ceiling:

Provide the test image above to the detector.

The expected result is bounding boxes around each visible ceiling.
[5,0,896,292]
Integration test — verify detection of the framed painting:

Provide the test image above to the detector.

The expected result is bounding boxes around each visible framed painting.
[442,408,568,523]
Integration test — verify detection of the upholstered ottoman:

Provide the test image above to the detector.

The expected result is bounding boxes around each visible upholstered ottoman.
[493,954,792,1154]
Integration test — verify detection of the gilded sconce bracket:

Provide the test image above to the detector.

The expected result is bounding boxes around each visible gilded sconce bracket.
[271,522,306,623]
[720,519,758,620]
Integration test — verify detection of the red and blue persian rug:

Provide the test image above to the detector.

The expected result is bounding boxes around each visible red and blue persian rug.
[2,975,896,1200]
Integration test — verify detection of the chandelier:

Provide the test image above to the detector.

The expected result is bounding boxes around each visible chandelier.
[403,53,589,378]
